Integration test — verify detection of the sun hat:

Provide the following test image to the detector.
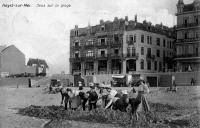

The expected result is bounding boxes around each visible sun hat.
[122,90,128,95]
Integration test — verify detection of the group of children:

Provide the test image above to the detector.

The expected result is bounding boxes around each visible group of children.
[60,79,150,121]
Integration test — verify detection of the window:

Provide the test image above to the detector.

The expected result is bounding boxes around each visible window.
[184,32,188,39]
[74,40,79,47]
[101,25,105,31]
[114,49,119,55]
[167,41,170,48]
[163,50,165,58]
[134,34,136,42]
[127,47,131,56]
[130,35,133,42]
[114,34,119,42]
[86,39,93,46]
[156,38,160,46]
[132,47,136,56]
[154,61,157,71]
[101,50,105,56]
[86,51,94,57]
[141,34,144,43]
[147,48,151,56]
[184,19,188,27]
[157,50,160,57]
[195,17,198,25]
[150,36,152,44]
[75,30,79,36]
[140,59,144,70]
[147,36,150,44]
[100,38,106,45]
[163,39,166,47]
[141,47,144,55]
[159,62,162,71]
[75,52,79,58]
[147,61,151,70]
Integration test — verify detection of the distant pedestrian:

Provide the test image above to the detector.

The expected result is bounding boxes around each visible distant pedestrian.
[191,78,195,86]
[28,78,31,88]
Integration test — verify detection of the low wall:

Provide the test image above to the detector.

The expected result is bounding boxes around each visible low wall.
[0,77,49,86]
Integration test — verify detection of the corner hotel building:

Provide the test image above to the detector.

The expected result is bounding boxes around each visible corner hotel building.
[69,16,175,76]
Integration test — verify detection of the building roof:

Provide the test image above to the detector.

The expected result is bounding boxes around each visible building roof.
[71,16,176,38]
[0,45,7,53]
[182,0,200,12]
[0,45,24,56]
[27,58,49,68]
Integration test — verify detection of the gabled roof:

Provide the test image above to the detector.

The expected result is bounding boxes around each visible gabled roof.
[0,46,7,53]
[27,58,49,68]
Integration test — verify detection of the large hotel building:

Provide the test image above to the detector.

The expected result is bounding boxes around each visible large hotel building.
[69,16,175,75]
[175,0,200,72]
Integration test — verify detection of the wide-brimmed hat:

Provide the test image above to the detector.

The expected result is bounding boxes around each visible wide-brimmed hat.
[89,83,95,89]
[122,90,128,95]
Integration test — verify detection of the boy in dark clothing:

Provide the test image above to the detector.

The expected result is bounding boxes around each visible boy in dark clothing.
[112,94,129,112]
[78,86,88,111]
[60,88,72,110]
[87,84,98,111]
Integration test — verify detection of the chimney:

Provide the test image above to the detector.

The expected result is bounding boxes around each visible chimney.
[135,14,137,22]
[75,25,78,29]
[114,17,118,22]
[100,19,104,24]
[125,16,128,21]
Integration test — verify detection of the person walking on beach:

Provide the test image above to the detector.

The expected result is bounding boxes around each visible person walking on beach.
[191,78,195,86]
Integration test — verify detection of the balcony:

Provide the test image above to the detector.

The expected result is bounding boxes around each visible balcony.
[127,40,134,45]
[176,22,199,29]
[96,54,108,60]
[110,54,122,59]
[146,54,155,60]
[82,56,95,61]
[84,44,94,49]
[71,45,81,50]
[96,42,108,48]
[126,53,139,59]
[69,57,81,62]
[176,37,200,43]
[110,41,122,47]
[175,54,199,58]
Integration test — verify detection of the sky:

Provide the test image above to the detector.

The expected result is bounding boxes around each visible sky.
[0,0,193,74]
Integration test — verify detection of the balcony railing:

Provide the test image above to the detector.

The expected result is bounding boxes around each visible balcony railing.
[176,37,200,43]
[175,54,199,58]
[176,22,199,29]
[126,53,139,59]
[110,41,122,46]
[69,57,81,62]
[127,40,134,45]
[110,54,122,58]
[96,54,108,59]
